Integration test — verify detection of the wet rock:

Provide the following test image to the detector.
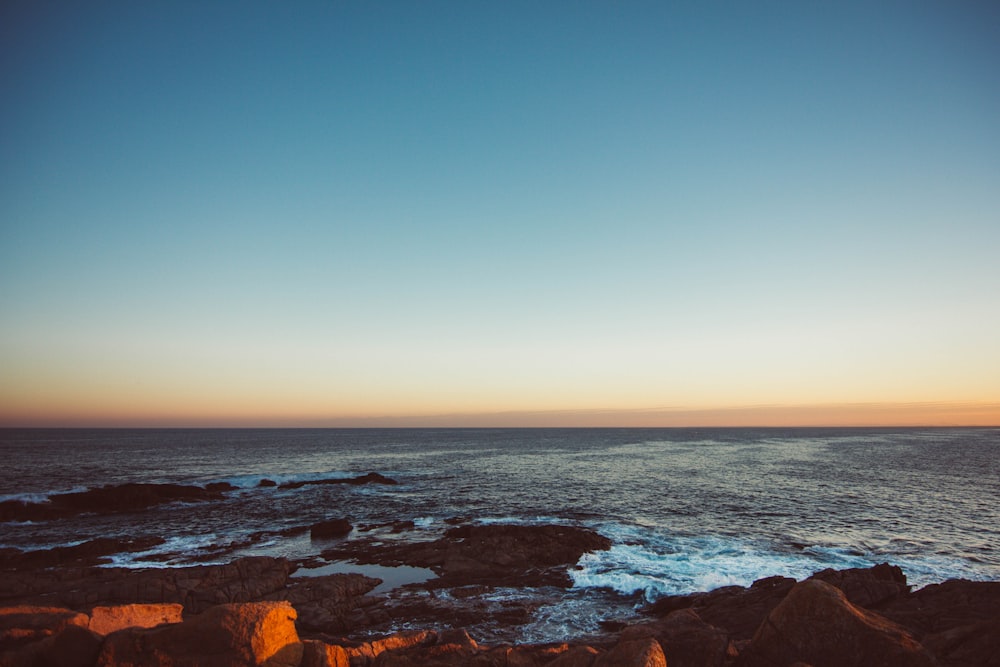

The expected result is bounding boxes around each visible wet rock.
[279,472,398,490]
[0,536,166,570]
[312,519,354,540]
[735,579,936,667]
[96,600,303,667]
[0,483,226,522]
[259,479,278,487]
[921,617,1000,667]
[88,602,183,635]
[324,523,612,588]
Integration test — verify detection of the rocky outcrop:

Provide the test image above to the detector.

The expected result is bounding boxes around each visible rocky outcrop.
[262,573,380,632]
[735,579,936,667]
[0,556,293,612]
[96,601,302,667]
[279,472,398,490]
[322,523,612,588]
[810,562,910,608]
[620,608,735,667]
[0,483,228,522]
[0,537,167,571]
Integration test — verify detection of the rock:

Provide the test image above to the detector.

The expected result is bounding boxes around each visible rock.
[594,637,666,667]
[320,523,612,589]
[809,562,909,608]
[0,483,225,522]
[548,645,601,667]
[921,617,1000,667]
[95,600,303,667]
[0,605,90,651]
[88,603,183,635]
[206,482,238,492]
[647,574,796,640]
[311,519,354,540]
[301,639,351,667]
[0,556,293,613]
[259,479,278,487]
[279,472,398,490]
[877,578,1000,638]
[621,608,734,667]
[0,537,166,570]
[262,573,380,633]
[735,579,936,667]
[0,607,100,667]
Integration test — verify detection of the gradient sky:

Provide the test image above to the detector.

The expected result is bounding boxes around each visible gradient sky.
[2,2,999,427]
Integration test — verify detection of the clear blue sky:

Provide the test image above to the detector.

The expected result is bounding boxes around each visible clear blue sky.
[2,1,999,426]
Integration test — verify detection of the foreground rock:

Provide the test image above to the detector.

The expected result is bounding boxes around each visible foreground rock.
[735,579,936,667]
[0,483,228,522]
[96,601,302,667]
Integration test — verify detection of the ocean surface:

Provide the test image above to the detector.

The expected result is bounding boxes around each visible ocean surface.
[2,428,998,641]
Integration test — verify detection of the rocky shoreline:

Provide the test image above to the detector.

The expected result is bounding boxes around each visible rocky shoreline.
[2,518,998,666]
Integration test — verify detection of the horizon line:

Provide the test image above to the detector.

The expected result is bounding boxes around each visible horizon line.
[3,400,999,429]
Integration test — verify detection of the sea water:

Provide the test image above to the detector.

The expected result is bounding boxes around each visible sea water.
[2,427,998,640]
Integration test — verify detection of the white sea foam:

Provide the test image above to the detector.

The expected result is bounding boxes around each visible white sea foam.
[103,534,223,568]
[570,522,981,601]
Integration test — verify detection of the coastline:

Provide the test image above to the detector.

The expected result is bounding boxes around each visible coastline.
[2,522,998,666]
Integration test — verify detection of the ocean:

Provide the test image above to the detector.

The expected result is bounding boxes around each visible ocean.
[2,427,998,641]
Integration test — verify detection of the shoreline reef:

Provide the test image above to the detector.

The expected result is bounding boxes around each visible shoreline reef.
[2,522,997,667]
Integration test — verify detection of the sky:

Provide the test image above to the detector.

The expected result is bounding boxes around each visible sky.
[1,1,999,427]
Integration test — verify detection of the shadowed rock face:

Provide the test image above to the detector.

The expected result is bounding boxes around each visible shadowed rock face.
[734,579,936,667]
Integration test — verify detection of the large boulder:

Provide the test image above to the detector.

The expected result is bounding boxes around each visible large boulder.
[300,639,351,667]
[735,579,936,667]
[96,601,302,667]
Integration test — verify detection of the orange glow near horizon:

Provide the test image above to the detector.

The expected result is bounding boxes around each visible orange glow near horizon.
[2,400,998,428]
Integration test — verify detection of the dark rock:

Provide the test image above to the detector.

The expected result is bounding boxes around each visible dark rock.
[0,556,293,613]
[921,617,1000,667]
[258,478,278,487]
[809,562,909,608]
[279,472,398,490]
[205,481,238,492]
[262,573,380,633]
[647,576,796,640]
[311,519,354,540]
[2,623,102,667]
[621,608,735,667]
[735,579,936,667]
[322,523,612,589]
[0,536,166,571]
[0,605,89,652]
[0,483,225,522]
[877,578,1000,638]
